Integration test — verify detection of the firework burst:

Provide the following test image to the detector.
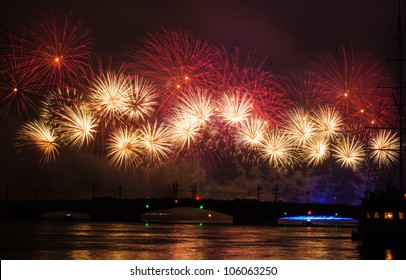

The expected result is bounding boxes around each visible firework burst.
[124,75,158,122]
[313,45,393,127]
[220,90,253,126]
[0,33,41,116]
[57,105,98,149]
[168,111,201,150]
[284,107,315,147]
[139,121,172,167]
[259,127,297,169]
[16,119,60,164]
[235,117,268,149]
[129,28,215,92]
[106,126,142,170]
[303,137,330,166]
[16,10,93,89]
[333,136,365,170]
[369,130,400,167]
[90,70,131,122]
[177,88,216,127]
[312,105,343,141]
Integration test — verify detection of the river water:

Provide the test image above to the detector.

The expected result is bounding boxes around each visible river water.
[0,220,404,260]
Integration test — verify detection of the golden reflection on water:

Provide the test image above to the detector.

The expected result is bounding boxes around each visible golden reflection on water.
[69,249,92,259]
[4,221,367,259]
[385,249,394,260]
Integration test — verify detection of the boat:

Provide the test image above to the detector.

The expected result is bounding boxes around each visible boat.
[141,207,233,224]
[279,215,358,227]
[354,0,406,247]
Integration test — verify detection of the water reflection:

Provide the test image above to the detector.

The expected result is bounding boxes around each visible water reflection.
[385,250,394,260]
[1,220,404,260]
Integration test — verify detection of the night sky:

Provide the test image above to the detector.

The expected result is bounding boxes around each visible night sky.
[0,0,397,203]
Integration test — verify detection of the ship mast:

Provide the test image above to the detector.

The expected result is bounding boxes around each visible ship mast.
[396,0,405,190]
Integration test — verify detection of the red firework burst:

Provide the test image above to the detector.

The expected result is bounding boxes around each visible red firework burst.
[128,28,215,114]
[17,10,93,90]
[211,46,288,125]
[313,45,394,127]
[0,32,41,117]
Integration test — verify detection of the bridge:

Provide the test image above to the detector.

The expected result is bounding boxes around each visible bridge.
[0,198,360,225]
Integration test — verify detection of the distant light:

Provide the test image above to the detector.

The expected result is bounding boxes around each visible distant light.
[404,193,406,199]
[174,199,178,203]
[371,120,376,125]
[284,212,287,215]
[199,205,204,210]
[146,204,149,209]
[199,223,203,227]
[176,84,181,89]
[13,87,18,93]
[335,213,338,216]
[145,223,149,227]
[54,57,60,62]
[360,109,364,113]
[307,210,312,215]
[65,213,71,217]
[184,76,189,80]
[208,214,212,218]
[195,196,200,201]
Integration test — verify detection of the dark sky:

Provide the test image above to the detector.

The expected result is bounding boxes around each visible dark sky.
[0,0,394,74]
[0,0,396,203]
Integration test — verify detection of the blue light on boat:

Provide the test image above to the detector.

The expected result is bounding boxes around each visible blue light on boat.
[279,215,356,221]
